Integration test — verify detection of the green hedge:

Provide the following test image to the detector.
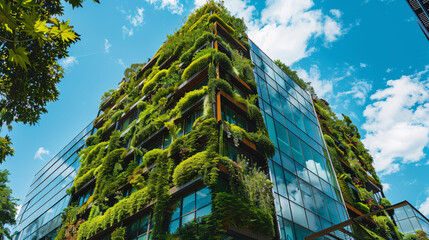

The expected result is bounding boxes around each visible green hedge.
[353,202,370,214]
[207,78,233,102]
[213,51,232,72]
[208,14,235,34]
[172,151,206,186]
[214,192,274,238]
[77,187,151,240]
[181,53,211,82]
[142,69,167,96]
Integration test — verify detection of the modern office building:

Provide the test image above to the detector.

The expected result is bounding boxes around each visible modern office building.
[13,2,413,240]
[406,0,429,40]
[12,123,94,240]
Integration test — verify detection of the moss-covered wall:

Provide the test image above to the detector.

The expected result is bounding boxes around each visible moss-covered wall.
[55,2,276,240]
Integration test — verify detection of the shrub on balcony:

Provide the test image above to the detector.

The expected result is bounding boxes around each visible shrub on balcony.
[213,51,233,72]
[214,192,274,238]
[179,32,216,67]
[353,202,370,214]
[208,14,235,34]
[181,53,211,82]
[207,78,233,102]
[380,198,391,208]
[85,135,100,147]
[142,69,167,96]
[169,87,207,119]
[173,151,207,186]
[110,227,126,240]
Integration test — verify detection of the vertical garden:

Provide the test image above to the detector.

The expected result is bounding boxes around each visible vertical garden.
[55,1,276,240]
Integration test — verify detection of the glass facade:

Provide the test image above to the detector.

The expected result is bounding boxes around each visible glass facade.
[394,204,429,235]
[249,40,349,239]
[168,187,212,234]
[13,122,94,240]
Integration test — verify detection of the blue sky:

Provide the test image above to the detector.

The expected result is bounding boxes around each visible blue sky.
[3,0,429,218]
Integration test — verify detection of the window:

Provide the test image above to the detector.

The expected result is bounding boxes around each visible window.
[127,213,152,240]
[169,187,211,233]
[274,120,292,157]
[221,106,247,130]
[180,109,203,136]
[78,187,94,207]
[120,111,139,132]
[222,141,252,164]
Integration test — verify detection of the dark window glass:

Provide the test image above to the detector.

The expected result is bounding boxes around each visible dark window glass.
[275,120,292,156]
[265,114,278,148]
[290,202,308,228]
[182,194,196,215]
[306,210,322,232]
[163,134,172,149]
[258,77,270,102]
[196,188,211,209]
[314,188,330,220]
[283,218,295,240]
[325,196,340,224]
[221,107,246,130]
[281,152,295,174]
[288,131,304,165]
[268,85,282,112]
[280,96,295,123]
[294,224,310,240]
[292,106,306,132]
[168,187,211,233]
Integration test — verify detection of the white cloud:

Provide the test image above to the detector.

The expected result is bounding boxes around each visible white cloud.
[15,205,22,219]
[323,16,343,43]
[330,9,342,18]
[145,0,183,14]
[360,63,368,68]
[59,56,78,70]
[117,59,126,68]
[382,183,391,192]
[122,26,134,38]
[104,39,112,53]
[362,66,429,175]
[419,189,429,217]
[223,0,256,23]
[248,0,345,65]
[34,147,50,161]
[194,0,206,7]
[338,80,372,105]
[386,68,393,73]
[197,0,345,65]
[296,65,333,99]
[128,7,144,27]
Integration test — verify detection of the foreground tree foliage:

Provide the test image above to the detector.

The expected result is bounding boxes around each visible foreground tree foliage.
[0,0,97,236]
[0,170,18,239]
[0,0,99,162]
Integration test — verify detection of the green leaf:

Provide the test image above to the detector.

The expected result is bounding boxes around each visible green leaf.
[21,9,39,36]
[33,19,49,42]
[8,47,30,70]
[51,20,78,42]
[0,0,18,30]
[34,20,48,34]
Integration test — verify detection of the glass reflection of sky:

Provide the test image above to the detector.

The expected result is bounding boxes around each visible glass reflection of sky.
[249,39,349,239]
